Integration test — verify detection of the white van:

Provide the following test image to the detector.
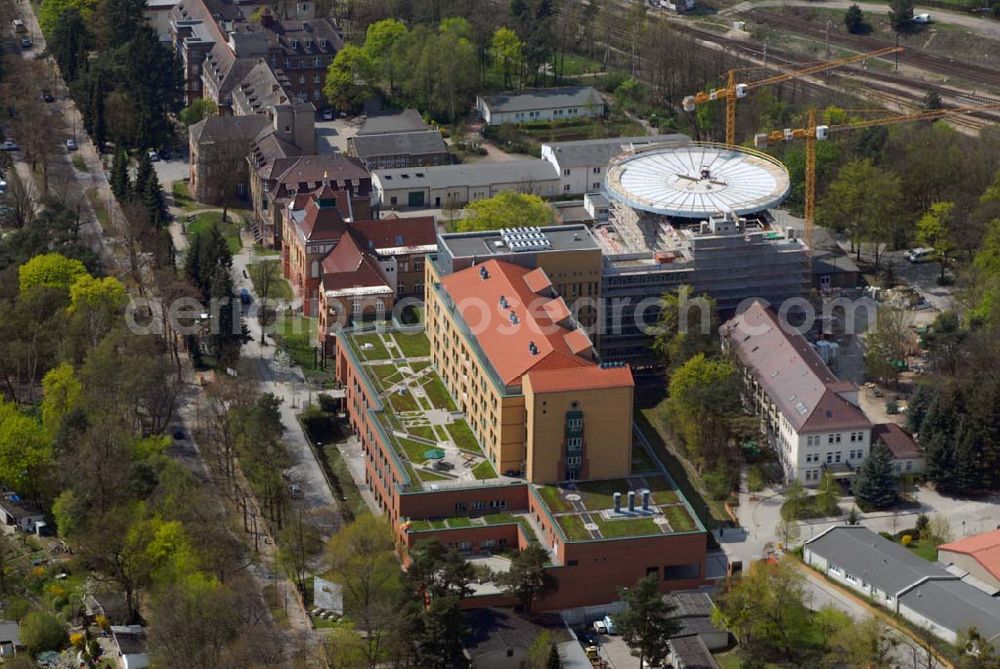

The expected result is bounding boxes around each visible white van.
[906,248,934,263]
[912,13,932,23]
[11,19,26,33]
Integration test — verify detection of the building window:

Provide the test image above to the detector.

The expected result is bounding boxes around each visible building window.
[826,452,833,464]
[563,168,570,176]
[310,260,320,278]
[567,437,582,451]
[563,184,571,192]
[592,166,601,174]
[567,456,581,466]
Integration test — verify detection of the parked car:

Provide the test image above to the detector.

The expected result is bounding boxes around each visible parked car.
[0,177,6,194]
[912,12,932,23]
[65,138,77,151]
[578,631,599,647]
[147,149,160,162]
[288,484,303,499]
[239,287,252,305]
[906,247,934,263]
[19,37,32,49]
[602,615,617,635]
[0,140,17,151]
[321,108,334,121]
[41,90,53,103]
[592,619,607,635]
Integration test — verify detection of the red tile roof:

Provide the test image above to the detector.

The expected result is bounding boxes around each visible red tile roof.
[526,365,633,393]
[523,267,553,294]
[350,217,436,254]
[320,233,391,294]
[297,188,349,242]
[871,423,923,460]
[939,530,1000,582]
[441,259,616,387]
[722,300,871,432]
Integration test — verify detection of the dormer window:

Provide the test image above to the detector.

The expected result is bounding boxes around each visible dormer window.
[320,39,328,49]
[305,39,313,49]
[291,40,299,49]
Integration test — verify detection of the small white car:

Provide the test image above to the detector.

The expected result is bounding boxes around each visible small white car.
[65,138,78,151]
[0,140,17,151]
[147,149,160,162]
[592,619,607,635]
[912,13,932,23]
[603,615,617,635]
[906,247,934,263]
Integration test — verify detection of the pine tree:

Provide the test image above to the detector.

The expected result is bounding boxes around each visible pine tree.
[91,78,107,151]
[949,416,982,494]
[853,443,898,510]
[134,151,153,199]
[110,150,131,202]
[142,170,166,229]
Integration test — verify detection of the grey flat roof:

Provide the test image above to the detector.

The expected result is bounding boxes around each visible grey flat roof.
[439,224,600,259]
[357,109,428,135]
[0,621,19,645]
[899,578,1000,641]
[350,129,446,159]
[545,134,689,168]
[482,86,604,114]
[806,526,953,595]
[669,635,719,669]
[674,616,725,639]
[374,160,557,191]
[666,591,716,618]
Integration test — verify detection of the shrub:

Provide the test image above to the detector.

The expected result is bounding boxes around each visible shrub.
[300,404,333,443]
[747,466,766,493]
[70,632,86,648]
[317,393,338,413]
[5,598,30,621]
[704,466,733,500]
[20,611,68,655]
[901,534,913,546]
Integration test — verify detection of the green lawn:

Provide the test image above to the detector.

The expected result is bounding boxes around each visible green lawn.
[397,437,431,463]
[447,420,482,454]
[274,315,320,374]
[448,516,473,528]
[908,540,938,562]
[537,485,573,513]
[664,505,696,532]
[416,469,451,482]
[558,514,592,541]
[247,261,293,301]
[423,376,457,411]
[646,476,680,505]
[171,180,200,213]
[354,334,390,361]
[388,389,419,413]
[370,363,400,390]
[595,516,663,538]
[408,424,438,442]
[574,479,631,510]
[187,212,242,254]
[395,331,431,358]
[472,460,497,480]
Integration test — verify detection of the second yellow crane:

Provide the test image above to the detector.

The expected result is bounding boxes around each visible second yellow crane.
[683,46,904,147]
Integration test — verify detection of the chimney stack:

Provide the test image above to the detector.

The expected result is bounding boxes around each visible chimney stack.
[627,491,636,513]
[613,492,621,514]
[642,489,651,511]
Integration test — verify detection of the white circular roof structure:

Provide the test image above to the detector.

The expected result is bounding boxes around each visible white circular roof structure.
[604,142,791,218]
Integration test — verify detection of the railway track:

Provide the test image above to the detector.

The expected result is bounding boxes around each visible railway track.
[740,10,1000,88]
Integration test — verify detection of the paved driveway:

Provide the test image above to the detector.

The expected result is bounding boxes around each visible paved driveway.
[315,117,359,154]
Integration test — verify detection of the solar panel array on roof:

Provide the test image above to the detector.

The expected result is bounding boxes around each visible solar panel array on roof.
[500,227,551,252]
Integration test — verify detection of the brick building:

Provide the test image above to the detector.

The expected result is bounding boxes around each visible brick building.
[331,242,709,611]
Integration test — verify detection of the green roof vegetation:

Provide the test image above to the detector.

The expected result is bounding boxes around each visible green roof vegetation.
[423,376,457,411]
[395,331,431,358]
[353,333,391,361]
[447,419,482,454]
[595,516,663,538]
[472,460,497,480]
[663,505,696,532]
[558,514,591,541]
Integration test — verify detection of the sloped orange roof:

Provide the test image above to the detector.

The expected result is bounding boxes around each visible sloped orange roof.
[939,530,1000,581]
[523,267,553,294]
[540,297,571,324]
[526,365,634,393]
[440,259,592,386]
[564,328,593,355]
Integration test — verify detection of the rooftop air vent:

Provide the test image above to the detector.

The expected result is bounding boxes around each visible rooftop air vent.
[499,295,508,309]
[528,341,538,355]
[480,266,489,280]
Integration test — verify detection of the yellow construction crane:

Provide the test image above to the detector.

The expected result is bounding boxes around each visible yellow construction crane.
[683,46,903,147]
[754,103,1000,248]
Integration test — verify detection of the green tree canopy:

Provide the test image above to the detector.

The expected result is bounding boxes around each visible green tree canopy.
[179,98,218,126]
[19,612,68,656]
[41,363,82,437]
[497,543,557,614]
[324,44,375,111]
[616,574,681,667]
[458,192,554,231]
[492,27,523,89]
[18,253,89,293]
[853,442,899,510]
[665,354,740,462]
[364,18,408,95]
[0,399,52,498]
[916,201,956,281]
